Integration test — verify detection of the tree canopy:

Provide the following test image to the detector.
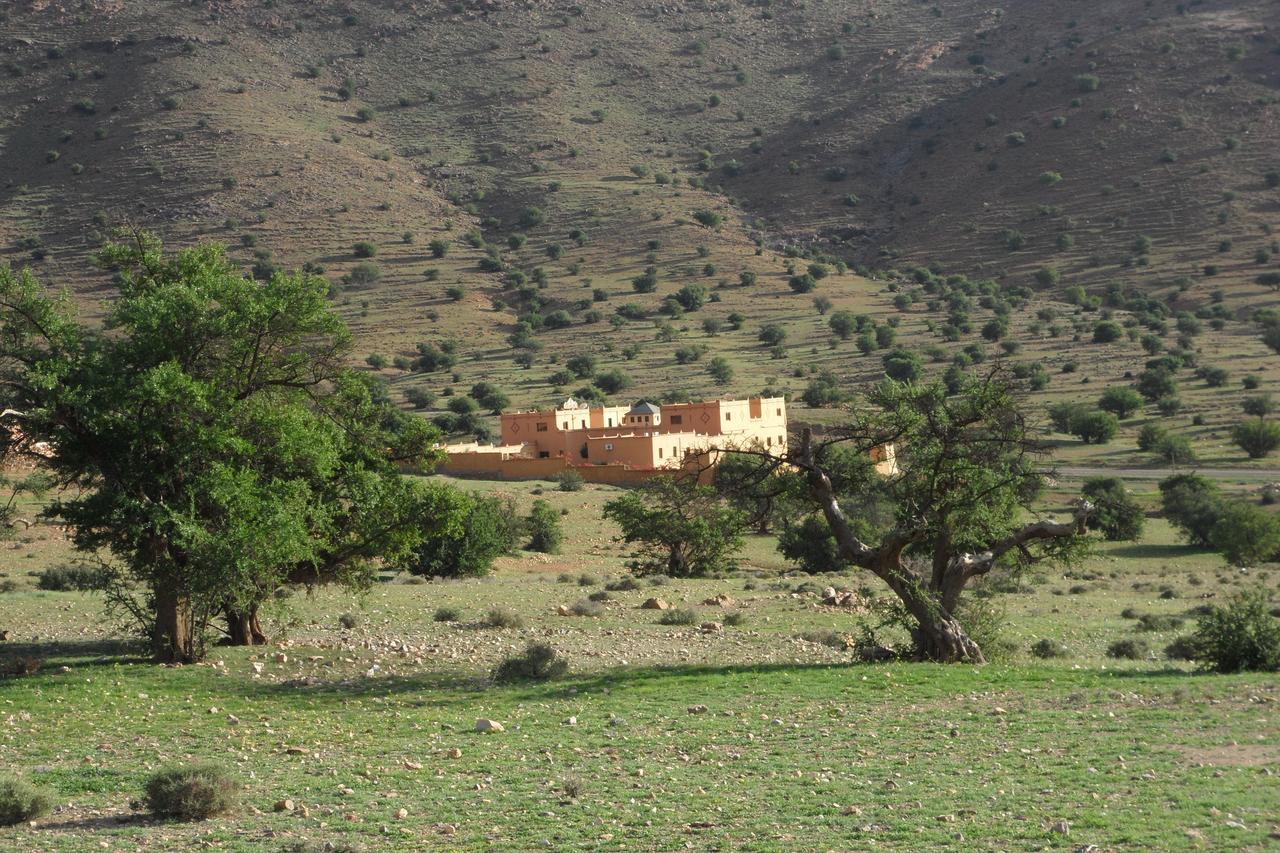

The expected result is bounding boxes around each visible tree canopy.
[0,234,458,661]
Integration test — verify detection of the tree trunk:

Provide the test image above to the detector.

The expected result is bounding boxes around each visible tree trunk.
[153,586,195,663]
[911,609,985,663]
[225,606,268,646]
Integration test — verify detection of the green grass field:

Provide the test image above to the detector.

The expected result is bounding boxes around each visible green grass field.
[1,476,1276,850]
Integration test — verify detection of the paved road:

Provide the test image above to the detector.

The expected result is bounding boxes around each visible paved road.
[1053,466,1280,482]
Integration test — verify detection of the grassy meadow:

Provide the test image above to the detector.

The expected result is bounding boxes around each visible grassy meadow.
[1,475,1277,851]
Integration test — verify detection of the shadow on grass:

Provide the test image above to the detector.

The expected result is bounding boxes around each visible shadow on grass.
[0,638,149,671]
[1105,543,1213,560]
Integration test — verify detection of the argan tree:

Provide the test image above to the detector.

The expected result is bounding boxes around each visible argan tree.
[604,476,746,577]
[780,373,1090,662]
[0,234,458,661]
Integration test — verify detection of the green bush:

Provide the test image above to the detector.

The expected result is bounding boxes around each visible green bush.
[1097,387,1143,419]
[1074,410,1118,445]
[526,499,564,554]
[569,599,602,617]
[1186,591,1280,672]
[556,470,585,492]
[143,764,238,820]
[1029,638,1069,659]
[413,493,518,578]
[484,607,526,629]
[1209,501,1280,566]
[1106,638,1148,660]
[433,606,462,622]
[1136,613,1184,632]
[493,642,567,683]
[1160,473,1222,546]
[1232,419,1280,459]
[658,608,699,626]
[37,563,105,591]
[1082,477,1144,541]
[0,774,54,826]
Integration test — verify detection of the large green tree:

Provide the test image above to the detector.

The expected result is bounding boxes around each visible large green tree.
[604,477,746,577]
[0,234,458,661]
[781,374,1091,663]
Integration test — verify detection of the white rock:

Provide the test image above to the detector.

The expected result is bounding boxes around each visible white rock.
[475,719,505,733]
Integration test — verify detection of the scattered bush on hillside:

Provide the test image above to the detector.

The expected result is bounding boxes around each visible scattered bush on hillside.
[485,607,526,630]
[144,764,238,820]
[0,775,54,826]
[1030,638,1069,659]
[1232,419,1280,459]
[526,499,564,554]
[658,608,699,626]
[493,642,567,683]
[1209,501,1280,567]
[37,563,106,591]
[1185,591,1280,672]
[1106,638,1148,660]
[1081,477,1144,541]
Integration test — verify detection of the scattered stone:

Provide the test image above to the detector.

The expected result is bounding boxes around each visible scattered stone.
[285,746,308,755]
[702,594,733,607]
[475,719,504,733]
[565,716,577,726]
[556,605,572,616]
[841,805,862,816]
[274,799,295,813]
[298,805,310,818]
[251,662,264,674]
[444,747,462,759]
[992,707,1008,715]
[274,652,288,663]
[394,808,408,820]
[700,622,723,634]
[0,630,9,641]
[687,704,708,714]
[950,728,960,738]
[640,598,670,610]
[1050,819,1070,835]
[403,760,423,770]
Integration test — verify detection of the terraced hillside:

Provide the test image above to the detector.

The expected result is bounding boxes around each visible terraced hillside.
[0,0,1277,467]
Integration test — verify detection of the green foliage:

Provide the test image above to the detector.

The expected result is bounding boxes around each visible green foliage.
[1232,419,1280,458]
[1137,423,1167,452]
[1081,478,1144,541]
[1092,321,1123,343]
[882,348,923,382]
[604,478,745,577]
[144,764,238,820]
[1209,501,1280,566]
[777,515,847,573]
[0,775,54,826]
[1097,387,1144,418]
[0,237,447,662]
[758,324,786,346]
[37,563,107,591]
[493,642,568,683]
[658,608,699,626]
[485,607,526,629]
[1136,369,1178,401]
[1186,591,1280,672]
[1106,638,1148,660]
[692,210,722,228]
[1159,474,1222,548]
[706,356,733,385]
[556,470,585,492]
[411,493,518,578]
[526,499,564,554]
[1074,411,1118,445]
[1030,638,1069,659]
[593,368,632,394]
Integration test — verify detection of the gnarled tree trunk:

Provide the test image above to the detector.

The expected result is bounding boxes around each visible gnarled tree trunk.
[153,586,195,663]
[225,606,267,646]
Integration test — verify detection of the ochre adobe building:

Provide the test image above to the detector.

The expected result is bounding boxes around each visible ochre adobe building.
[439,397,792,484]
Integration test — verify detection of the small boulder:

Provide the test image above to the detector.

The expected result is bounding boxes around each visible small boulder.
[556,605,572,616]
[475,718,505,733]
[640,598,670,610]
[687,704,708,714]
[702,594,733,607]
[274,799,295,812]
[700,622,723,634]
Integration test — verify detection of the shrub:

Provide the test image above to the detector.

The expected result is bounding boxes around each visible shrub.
[556,470,585,492]
[1160,473,1222,547]
[143,764,238,820]
[493,642,567,682]
[1209,501,1280,566]
[1137,423,1167,452]
[882,348,923,382]
[658,608,699,626]
[1106,638,1148,660]
[1074,411,1118,445]
[433,606,462,623]
[0,775,54,826]
[338,611,361,630]
[37,563,105,591]
[692,210,722,228]
[569,599,602,617]
[1030,638,1069,659]
[485,607,526,629]
[1154,434,1195,464]
[799,630,848,650]
[355,106,375,122]
[1082,477,1145,541]
[1092,321,1123,343]
[1097,387,1143,419]
[1186,591,1280,672]
[1233,419,1280,458]
[413,494,518,578]
[1164,635,1198,661]
[605,576,641,592]
[1136,614,1184,632]
[526,500,563,554]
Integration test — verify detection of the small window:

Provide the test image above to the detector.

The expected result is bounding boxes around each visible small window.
[538,451,549,459]
[767,436,772,447]
[658,448,663,459]
[536,423,548,432]
[776,408,782,416]
[607,418,613,427]
[725,412,731,421]
[670,415,683,425]
[604,442,614,451]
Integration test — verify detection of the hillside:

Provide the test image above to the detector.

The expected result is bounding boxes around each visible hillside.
[1,0,1278,466]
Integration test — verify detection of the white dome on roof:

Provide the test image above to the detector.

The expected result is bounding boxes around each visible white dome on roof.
[560,397,580,410]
